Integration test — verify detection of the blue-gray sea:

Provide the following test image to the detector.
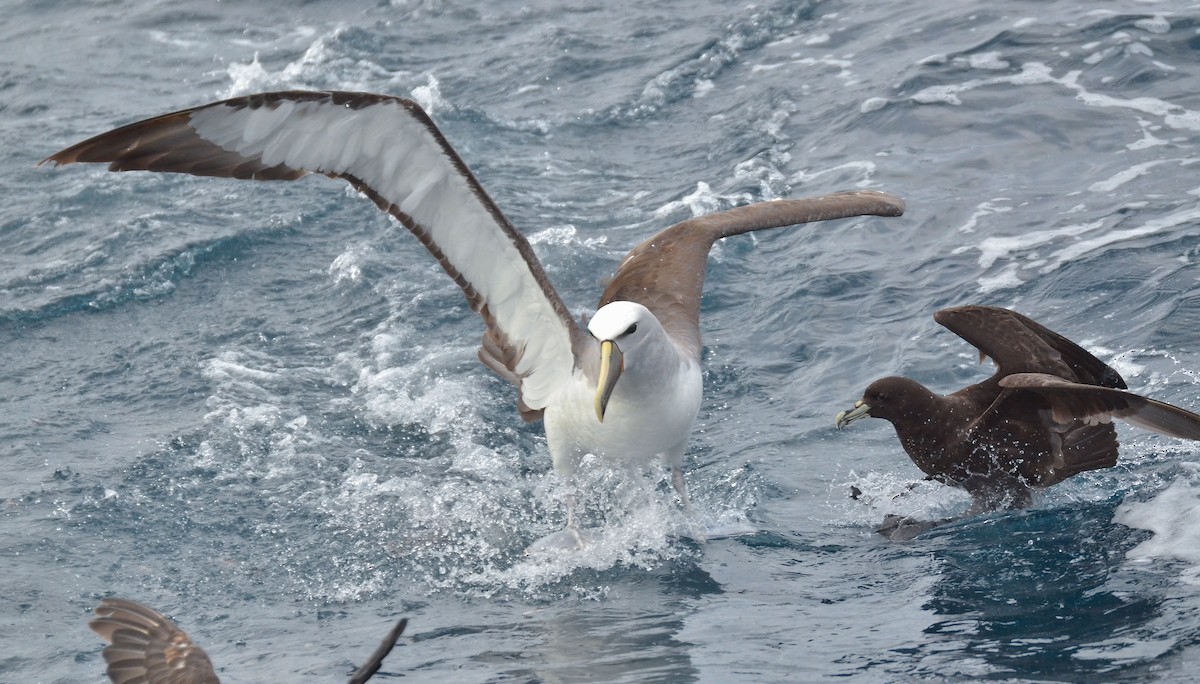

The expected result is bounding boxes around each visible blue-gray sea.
[4,0,1200,681]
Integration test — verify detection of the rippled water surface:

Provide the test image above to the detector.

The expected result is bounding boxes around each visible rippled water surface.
[4,0,1200,681]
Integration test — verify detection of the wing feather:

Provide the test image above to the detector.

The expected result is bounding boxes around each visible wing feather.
[934,306,1126,388]
[1000,372,1200,440]
[599,190,904,359]
[89,598,219,684]
[44,91,584,414]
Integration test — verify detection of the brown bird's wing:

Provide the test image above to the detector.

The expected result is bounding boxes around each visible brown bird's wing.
[962,383,1120,488]
[598,190,905,360]
[1001,372,1200,440]
[934,306,1126,389]
[348,617,408,684]
[89,598,219,684]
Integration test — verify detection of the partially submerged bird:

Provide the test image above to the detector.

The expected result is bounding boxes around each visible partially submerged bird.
[88,597,407,683]
[835,305,1200,539]
[43,90,905,543]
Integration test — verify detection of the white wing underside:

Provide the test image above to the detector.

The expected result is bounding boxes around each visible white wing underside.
[130,96,579,411]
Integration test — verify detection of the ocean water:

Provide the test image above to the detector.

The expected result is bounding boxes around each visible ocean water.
[3,0,1200,681]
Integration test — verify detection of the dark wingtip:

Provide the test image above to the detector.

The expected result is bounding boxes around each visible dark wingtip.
[874,192,906,217]
[37,153,69,168]
[348,617,408,684]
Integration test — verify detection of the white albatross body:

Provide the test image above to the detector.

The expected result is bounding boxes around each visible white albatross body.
[546,302,703,476]
[43,90,905,540]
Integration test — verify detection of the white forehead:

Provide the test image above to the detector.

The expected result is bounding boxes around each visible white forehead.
[588,301,650,339]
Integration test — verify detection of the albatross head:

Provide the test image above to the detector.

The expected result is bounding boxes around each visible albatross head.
[587,301,658,422]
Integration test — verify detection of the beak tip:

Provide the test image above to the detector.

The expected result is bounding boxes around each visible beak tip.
[594,339,621,425]
[835,403,869,430]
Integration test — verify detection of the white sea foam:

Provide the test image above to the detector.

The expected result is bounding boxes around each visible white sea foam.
[410,73,447,114]
[787,160,878,188]
[1048,204,1200,267]
[328,243,373,284]
[955,198,1012,234]
[1088,160,1172,193]
[1107,349,1148,379]
[527,224,579,247]
[860,97,888,113]
[909,57,1200,135]
[967,51,1011,70]
[975,262,1023,292]
[734,158,788,201]
[956,219,1101,269]
[222,28,414,97]
[841,469,972,526]
[1134,15,1171,34]
[653,182,726,220]
[751,56,856,85]
[959,195,1200,291]
[1114,463,1200,584]
[353,344,481,434]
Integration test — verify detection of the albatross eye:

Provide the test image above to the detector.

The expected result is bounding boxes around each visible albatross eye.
[623,323,638,336]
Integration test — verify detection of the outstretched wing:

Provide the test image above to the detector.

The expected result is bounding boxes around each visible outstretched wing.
[934,306,1126,389]
[89,598,219,684]
[598,190,905,359]
[1000,372,1200,440]
[43,91,586,417]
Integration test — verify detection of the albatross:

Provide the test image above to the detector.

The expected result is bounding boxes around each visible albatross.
[835,305,1200,539]
[43,90,905,543]
[89,597,407,683]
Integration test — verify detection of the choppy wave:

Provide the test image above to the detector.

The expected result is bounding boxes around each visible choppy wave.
[8,0,1200,682]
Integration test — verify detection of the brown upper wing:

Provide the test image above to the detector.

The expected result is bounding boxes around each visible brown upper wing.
[598,190,905,360]
[89,598,219,684]
[934,306,1126,389]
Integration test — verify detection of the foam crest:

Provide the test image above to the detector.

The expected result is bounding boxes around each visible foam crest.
[910,49,1200,135]
[195,350,326,479]
[1114,462,1200,584]
[787,160,879,189]
[410,74,447,115]
[911,62,1058,106]
[957,196,1200,292]
[328,243,373,285]
[222,27,414,97]
[1087,159,1199,193]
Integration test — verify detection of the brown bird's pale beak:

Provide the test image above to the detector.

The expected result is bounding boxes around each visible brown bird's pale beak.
[594,339,624,422]
[835,400,871,429]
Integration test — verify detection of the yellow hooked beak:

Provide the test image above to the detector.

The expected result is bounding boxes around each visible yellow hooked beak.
[594,339,624,422]
[835,400,872,429]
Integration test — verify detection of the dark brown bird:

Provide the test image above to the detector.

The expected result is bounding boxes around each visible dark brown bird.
[835,305,1200,537]
[89,597,407,683]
